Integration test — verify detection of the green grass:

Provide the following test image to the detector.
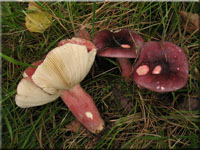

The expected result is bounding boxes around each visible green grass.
[1,2,200,149]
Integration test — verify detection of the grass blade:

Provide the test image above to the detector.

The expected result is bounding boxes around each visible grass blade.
[0,53,37,68]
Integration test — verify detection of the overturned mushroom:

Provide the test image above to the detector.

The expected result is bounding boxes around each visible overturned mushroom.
[15,77,61,107]
[94,29,144,81]
[132,41,188,92]
[15,38,104,134]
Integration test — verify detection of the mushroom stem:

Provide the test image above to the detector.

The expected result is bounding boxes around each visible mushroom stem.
[61,84,104,134]
[117,58,132,81]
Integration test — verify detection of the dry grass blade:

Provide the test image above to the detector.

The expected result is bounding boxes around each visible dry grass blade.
[2,2,199,149]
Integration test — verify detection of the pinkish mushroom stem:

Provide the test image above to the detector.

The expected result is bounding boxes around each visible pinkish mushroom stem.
[117,58,133,81]
[23,59,104,134]
[55,34,104,133]
[61,84,104,133]
[94,29,145,82]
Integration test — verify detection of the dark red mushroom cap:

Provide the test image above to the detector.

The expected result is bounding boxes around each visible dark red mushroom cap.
[93,29,144,58]
[132,41,188,92]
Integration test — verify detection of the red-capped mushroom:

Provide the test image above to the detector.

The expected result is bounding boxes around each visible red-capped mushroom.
[132,41,189,92]
[15,38,104,134]
[93,29,144,81]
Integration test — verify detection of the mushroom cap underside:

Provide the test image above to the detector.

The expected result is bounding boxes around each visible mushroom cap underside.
[94,29,144,58]
[15,78,61,108]
[32,43,97,94]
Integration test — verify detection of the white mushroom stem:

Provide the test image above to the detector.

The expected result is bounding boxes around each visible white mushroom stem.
[117,58,133,81]
[61,84,104,134]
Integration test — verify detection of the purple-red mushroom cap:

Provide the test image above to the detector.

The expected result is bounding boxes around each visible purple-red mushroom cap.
[132,41,189,92]
[93,29,144,58]
[93,29,144,81]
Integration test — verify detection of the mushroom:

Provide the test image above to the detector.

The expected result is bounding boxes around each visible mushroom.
[16,60,61,107]
[15,77,61,107]
[93,29,144,81]
[15,38,104,134]
[132,41,188,92]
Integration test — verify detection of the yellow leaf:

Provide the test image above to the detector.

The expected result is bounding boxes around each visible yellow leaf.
[25,3,52,33]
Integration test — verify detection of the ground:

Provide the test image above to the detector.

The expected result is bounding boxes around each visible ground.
[1,2,200,149]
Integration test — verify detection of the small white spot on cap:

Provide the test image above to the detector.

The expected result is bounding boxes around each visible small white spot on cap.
[152,65,162,74]
[177,67,180,71]
[85,112,93,120]
[121,44,131,48]
[156,86,160,89]
[170,48,174,51]
[136,65,149,76]
[161,86,165,90]
[156,81,160,84]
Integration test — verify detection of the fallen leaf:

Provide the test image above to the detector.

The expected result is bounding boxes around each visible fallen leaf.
[193,67,199,80]
[179,11,200,33]
[85,137,99,149]
[178,97,200,112]
[75,25,92,41]
[112,85,134,112]
[25,3,52,33]
[66,119,84,133]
